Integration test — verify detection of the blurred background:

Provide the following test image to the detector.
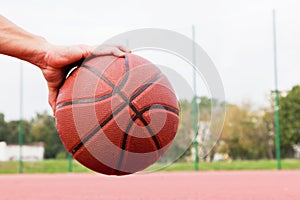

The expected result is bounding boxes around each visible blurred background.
[0,0,300,173]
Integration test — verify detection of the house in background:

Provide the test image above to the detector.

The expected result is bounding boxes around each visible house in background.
[0,141,44,161]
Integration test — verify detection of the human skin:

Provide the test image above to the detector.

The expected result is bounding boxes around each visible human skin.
[0,15,130,113]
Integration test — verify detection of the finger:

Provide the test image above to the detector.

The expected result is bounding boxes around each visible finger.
[111,48,126,57]
[92,45,131,55]
[91,46,111,55]
[117,45,131,53]
[48,88,58,116]
[92,46,126,57]
[78,44,94,58]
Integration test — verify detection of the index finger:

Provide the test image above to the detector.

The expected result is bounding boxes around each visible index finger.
[117,45,131,53]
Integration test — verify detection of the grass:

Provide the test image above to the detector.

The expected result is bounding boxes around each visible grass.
[0,159,90,174]
[0,159,299,174]
[147,159,300,172]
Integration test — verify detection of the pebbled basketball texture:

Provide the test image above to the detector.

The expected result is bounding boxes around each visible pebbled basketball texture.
[55,54,179,175]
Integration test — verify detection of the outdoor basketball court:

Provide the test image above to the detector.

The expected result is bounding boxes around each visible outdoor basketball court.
[1,170,299,199]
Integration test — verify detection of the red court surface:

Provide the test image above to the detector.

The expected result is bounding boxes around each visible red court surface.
[0,171,299,200]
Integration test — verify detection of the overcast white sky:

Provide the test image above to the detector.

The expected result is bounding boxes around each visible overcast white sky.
[0,0,300,120]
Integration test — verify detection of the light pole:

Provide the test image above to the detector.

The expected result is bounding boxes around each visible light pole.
[272,9,281,170]
[192,25,199,170]
[19,62,24,173]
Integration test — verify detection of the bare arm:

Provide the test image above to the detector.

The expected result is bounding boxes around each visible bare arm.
[0,15,130,113]
[0,15,47,66]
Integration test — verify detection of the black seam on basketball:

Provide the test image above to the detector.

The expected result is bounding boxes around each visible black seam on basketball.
[81,54,97,62]
[139,117,161,150]
[139,104,179,116]
[121,120,135,150]
[72,101,128,153]
[137,104,179,152]
[115,103,163,173]
[128,103,179,150]
[82,65,115,88]
[115,106,165,173]
[130,73,163,102]
[129,103,142,119]
[57,57,129,110]
[70,59,173,162]
[71,73,166,153]
[115,88,129,103]
[129,105,178,122]
[69,56,130,153]
[56,93,113,110]
[56,58,161,111]
[115,120,135,173]
[125,103,180,156]
[110,55,130,105]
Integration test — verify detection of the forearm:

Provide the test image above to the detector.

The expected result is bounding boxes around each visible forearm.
[0,15,47,66]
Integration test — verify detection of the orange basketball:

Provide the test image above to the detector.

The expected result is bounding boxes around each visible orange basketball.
[55,54,179,175]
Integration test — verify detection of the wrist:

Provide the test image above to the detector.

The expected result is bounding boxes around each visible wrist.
[27,36,49,68]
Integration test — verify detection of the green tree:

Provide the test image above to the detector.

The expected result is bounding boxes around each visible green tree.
[218,103,271,160]
[163,97,225,162]
[279,85,300,157]
[259,108,275,159]
[31,112,65,158]
[0,113,8,141]
[5,119,31,144]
